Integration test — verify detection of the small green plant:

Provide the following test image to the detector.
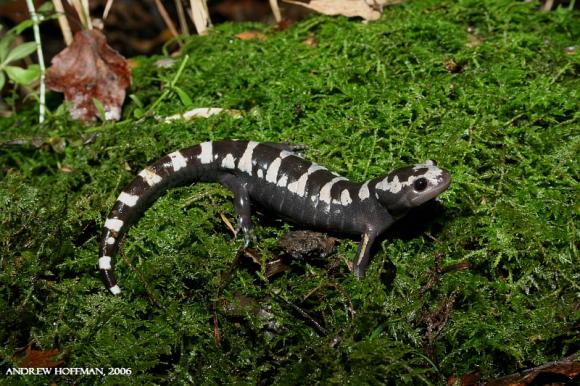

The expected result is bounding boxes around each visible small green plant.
[0,20,40,91]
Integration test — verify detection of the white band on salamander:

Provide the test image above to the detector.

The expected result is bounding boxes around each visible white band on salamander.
[238,141,259,175]
[198,141,213,164]
[358,181,370,200]
[105,218,124,232]
[318,177,347,204]
[169,151,188,171]
[265,157,282,183]
[139,168,162,186]
[99,256,112,270]
[109,285,121,295]
[118,192,139,207]
[221,153,236,169]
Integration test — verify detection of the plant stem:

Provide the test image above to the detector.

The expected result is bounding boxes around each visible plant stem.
[25,0,45,124]
[147,54,190,114]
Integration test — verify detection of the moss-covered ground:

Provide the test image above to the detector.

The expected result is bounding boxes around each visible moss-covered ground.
[1,0,578,384]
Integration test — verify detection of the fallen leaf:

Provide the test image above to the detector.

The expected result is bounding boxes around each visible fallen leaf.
[219,212,236,236]
[46,29,131,122]
[485,353,580,386]
[242,248,291,278]
[163,107,242,122]
[284,0,382,21]
[464,26,484,48]
[12,346,64,368]
[126,58,140,70]
[274,19,295,31]
[443,58,465,73]
[235,31,268,41]
[154,58,177,68]
[277,230,338,260]
[304,33,318,47]
[211,0,272,21]
[564,46,576,56]
[447,370,481,386]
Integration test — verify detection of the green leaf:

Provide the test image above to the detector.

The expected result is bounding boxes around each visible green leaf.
[4,42,37,65]
[0,35,16,63]
[173,86,193,108]
[133,108,144,119]
[92,98,106,121]
[4,64,40,85]
[38,1,55,13]
[10,19,34,35]
[129,94,144,108]
[0,71,5,91]
[129,94,145,118]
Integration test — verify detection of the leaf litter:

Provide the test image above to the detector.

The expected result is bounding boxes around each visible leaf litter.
[45,29,131,122]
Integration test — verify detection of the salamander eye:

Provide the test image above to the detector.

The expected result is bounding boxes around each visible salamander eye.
[413,178,428,192]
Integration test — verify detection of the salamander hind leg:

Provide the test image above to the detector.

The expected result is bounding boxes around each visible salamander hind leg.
[353,230,378,278]
[219,174,256,247]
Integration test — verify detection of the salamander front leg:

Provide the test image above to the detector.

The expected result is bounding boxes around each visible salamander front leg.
[353,230,378,278]
[219,174,256,247]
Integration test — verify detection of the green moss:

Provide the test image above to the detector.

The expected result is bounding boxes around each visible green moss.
[1,0,578,384]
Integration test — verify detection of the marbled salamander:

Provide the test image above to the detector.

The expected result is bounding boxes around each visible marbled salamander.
[99,140,451,294]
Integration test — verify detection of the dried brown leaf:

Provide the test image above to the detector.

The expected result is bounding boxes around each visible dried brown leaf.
[304,33,318,47]
[284,0,381,21]
[163,107,242,122]
[485,353,580,386]
[235,31,268,41]
[564,46,577,56]
[274,19,295,31]
[13,346,64,368]
[46,29,131,122]
[447,370,481,386]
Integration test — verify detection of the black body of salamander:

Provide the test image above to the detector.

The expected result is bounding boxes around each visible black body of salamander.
[98,140,451,294]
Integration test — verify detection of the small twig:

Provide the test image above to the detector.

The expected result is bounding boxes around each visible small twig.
[541,0,555,11]
[25,0,46,124]
[423,232,439,242]
[81,0,91,28]
[189,0,212,35]
[175,0,190,35]
[441,261,471,274]
[504,112,525,127]
[70,0,91,29]
[212,301,221,347]
[102,0,114,20]
[219,212,237,236]
[241,248,291,278]
[303,283,355,320]
[274,292,327,336]
[242,248,262,266]
[550,63,571,85]
[269,0,282,23]
[154,0,179,38]
[52,0,73,45]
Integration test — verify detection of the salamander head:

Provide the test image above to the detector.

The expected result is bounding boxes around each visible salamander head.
[373,160,451,218]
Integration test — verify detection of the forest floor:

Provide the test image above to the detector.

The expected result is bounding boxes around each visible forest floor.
[0,0,578,384]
